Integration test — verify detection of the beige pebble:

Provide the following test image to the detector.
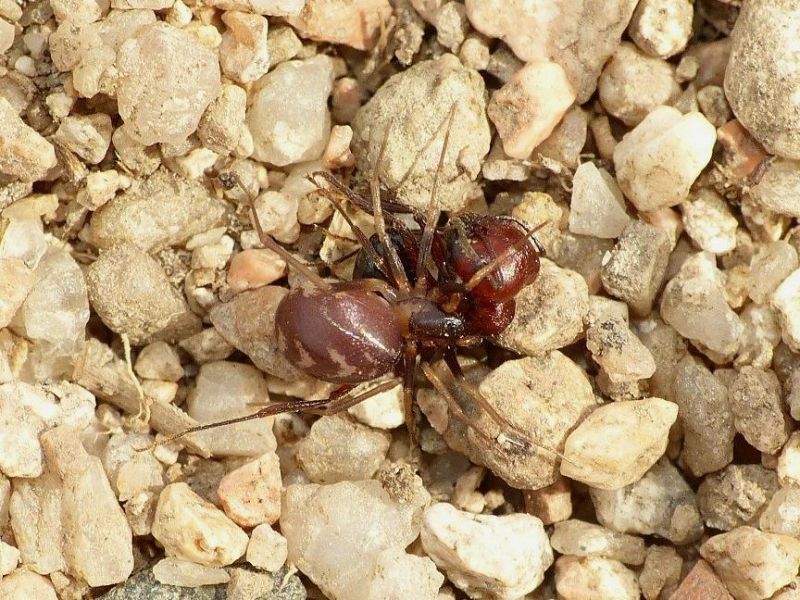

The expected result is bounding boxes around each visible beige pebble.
[246,524,288,572]
[220,11,270,84]
[152,482,249,566]
[285,0,392,51]
[217,452,282,527]
[488,61,576,159]
[228,249,287,294]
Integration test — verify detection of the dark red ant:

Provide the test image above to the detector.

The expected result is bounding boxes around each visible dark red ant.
[168,111,559,459]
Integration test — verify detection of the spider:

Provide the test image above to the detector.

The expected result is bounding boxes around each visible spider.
[170,109,559,459]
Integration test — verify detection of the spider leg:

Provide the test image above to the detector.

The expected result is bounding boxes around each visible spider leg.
[414,105,457,294]
[371,123,412,294]
[309,179,392,281]
[402,342,420,444]
[226,173,330,290]
[148,379,400,450]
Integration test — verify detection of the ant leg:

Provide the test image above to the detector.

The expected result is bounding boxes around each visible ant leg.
[316,378,400,415]
[414,105,457,293]
[225,173,330,290]
[370,124,412,293]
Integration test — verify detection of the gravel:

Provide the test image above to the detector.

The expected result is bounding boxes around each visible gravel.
[3,1,800,598]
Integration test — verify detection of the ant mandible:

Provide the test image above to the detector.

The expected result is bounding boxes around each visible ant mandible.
[171,107,558,459]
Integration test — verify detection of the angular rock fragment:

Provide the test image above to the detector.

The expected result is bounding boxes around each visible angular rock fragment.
[422,502,553,600]
[0,98,57,182]
[86,243,201,345]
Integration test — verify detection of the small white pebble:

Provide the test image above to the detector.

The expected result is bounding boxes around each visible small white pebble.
[14,55,36,77]
[246,524,288,572]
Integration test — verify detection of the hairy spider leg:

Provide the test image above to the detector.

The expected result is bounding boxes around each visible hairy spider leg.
[229,172,330,290]
[371,121,412,294]
[415,105,457,294]
[148,378,401,449]
[402,342,420,443]
[422,359,576,466]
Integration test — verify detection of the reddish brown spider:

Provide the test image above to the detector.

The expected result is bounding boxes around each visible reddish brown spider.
[171,111,556,457]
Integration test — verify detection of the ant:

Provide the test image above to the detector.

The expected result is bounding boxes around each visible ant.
[166,108,563,461]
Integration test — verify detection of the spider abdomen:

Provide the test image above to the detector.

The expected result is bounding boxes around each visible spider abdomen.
[275,286,403,384]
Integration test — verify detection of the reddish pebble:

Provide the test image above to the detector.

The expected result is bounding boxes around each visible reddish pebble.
[227,249,287,293]
[669,560,733,600]
[717,119,768,179]
[488,61,576,159]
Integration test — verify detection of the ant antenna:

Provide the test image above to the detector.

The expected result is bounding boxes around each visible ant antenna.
[464,221,549,292]
[415,104,457,294]
[226,173,331,290]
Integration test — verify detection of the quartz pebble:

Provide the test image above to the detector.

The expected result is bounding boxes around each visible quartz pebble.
[638,545,682,600]
[749,241,798,304]
[569,162,629,238]
[86,243,201,345]
[219,11,270,84]
[0,98,57,182]
[247,56,333,166]
[613,106,716,212]
[38,426,134,586]
[725,0,800,159]
[498,259,589,356]
[555,556,640,600]
[197,83,247,155]
[681,189,738,254]
[421,502,553,600]
[152,482,248,566]
[465,0,638,102]
[246,524,288,572]
[281,479,429,600]
[672,355,735,476]
[700,526,800,600]
[152,558,230,587]
[760,487,800,537]
[347,384,405,430]
[89,169,225,252]
[102,433,164,501]
[116,23,221,145]
[207,0,303,16]
[591,458,703,544]
[773,268,800,353]
[352,54,491,212]
[487,61,576,159]
[53,113,112,164]
[586,316,656,384]
[296,415,391,484]
[217,452,281,527]
[186,361,276,457]
[365,547,443,600]
[778,432,800,485]
[697,464,780,531]
[749,159,800,218]
[14,246,91,381]
[535,105,588,169]
[134,341,182,382]
[560,398,677,489]
[628,0,693,58]
[598,42,680,126]
[267,24,302,65]
[0,571,57,599]
[729,366,790,453]
[0,258,34,329]
[550,519,645,565]
[286,0,391,50]
[661,252,744,363]
[601,220,671,317]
